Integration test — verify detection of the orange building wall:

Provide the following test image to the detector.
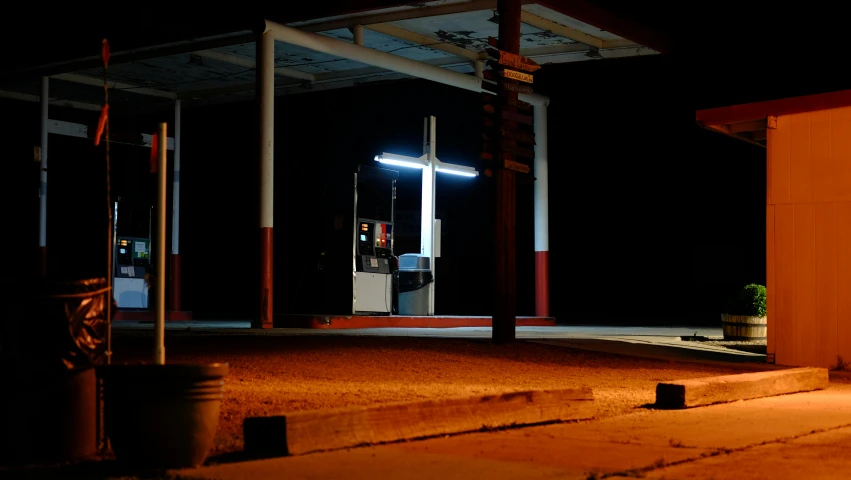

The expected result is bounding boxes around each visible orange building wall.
[767,108,851,367]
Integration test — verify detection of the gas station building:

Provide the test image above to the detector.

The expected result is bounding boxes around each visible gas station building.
[1,1,667,329]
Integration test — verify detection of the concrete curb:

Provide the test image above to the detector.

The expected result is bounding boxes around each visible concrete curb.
[243,388,595,457]
[655,367,829,408]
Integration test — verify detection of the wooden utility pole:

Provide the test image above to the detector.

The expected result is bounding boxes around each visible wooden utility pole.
[492,0,521,344]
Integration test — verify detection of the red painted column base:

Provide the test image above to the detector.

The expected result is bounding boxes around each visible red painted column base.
[169,253,181,312]
[535,250,549,317]
[254,227,274,329]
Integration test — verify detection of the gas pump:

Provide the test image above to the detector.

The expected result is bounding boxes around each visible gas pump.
[112,200,152,309]
[312,165,398,315]
[354,218,393,313]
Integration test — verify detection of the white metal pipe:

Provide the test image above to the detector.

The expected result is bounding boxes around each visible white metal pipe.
[427,116,437,315]
[259,29,275,229]
[264,20,549,105]
[171,100,181,254]
[154,122,168,365]
[474,60,483,80]
[353,25,365,46]
[39,77,48,248]
[534,104,548,252]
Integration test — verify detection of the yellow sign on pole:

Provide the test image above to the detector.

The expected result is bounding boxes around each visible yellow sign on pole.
[502,68,534,84]
[504,158,531,174]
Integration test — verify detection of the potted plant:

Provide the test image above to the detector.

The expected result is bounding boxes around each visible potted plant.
[721,283,767,341]
[93,39,228,469]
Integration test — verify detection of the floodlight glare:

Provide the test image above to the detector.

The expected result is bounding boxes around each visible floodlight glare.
[374,153,428,170]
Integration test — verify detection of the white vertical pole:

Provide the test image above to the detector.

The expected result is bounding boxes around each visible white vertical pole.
[171,100,181,255]
[39,77,48,261]
[154,122,168,365]
[260,29,275,233]
[534,104,550,316]
[474,60,484,79]
[257,28,276,328]
[419,116,438,315]
[428,116,437,315]
[420,118,430,258]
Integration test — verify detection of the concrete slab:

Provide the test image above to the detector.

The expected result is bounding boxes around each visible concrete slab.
[110,323,766,367]
[532,388,851,451]
[389,427,714,476]
[243,388,594,456]
[275,314,556,328]
[645,430,851,479]
[531,338,766,364]
[110,322,724,339]
[788,426,851,445]
[655,367,828,408]
[174,447,579,480]
[171,388,851,480]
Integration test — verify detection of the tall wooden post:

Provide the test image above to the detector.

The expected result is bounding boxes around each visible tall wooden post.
[492,0,521,343]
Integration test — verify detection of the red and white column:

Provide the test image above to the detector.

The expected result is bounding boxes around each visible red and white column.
[534,103,549,317]
[38,77,48,277]
[169,99,182,312]
[256,27,275,329]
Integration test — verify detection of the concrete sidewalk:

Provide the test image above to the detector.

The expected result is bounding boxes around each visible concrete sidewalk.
[173,385,851,480]
[112,322,763,363]
[112,321,724,338]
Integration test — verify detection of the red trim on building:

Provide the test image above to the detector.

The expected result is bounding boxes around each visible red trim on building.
[696,89,851,126]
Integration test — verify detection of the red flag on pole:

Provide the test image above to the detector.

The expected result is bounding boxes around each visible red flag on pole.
[95,39,110,146]
[150,133,159,173]
[94,105,109,146]
[101,39,110,67]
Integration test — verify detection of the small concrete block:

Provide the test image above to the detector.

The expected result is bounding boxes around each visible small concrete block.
[656,367,828,409]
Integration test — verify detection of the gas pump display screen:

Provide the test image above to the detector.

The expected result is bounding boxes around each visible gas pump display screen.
[360,234,367,242]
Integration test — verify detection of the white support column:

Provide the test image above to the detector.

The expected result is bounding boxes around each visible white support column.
[39,77,48,275]
[534,103,550,317]
[353,25,365,46]
[257,28,275,328]
[420,116,437,315]
[170,100,183,311]
[474,60,484,79]
[172,100,181,255]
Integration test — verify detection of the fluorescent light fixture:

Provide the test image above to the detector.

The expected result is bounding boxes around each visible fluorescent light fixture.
[436,162,478,177]
[374,152,428,169]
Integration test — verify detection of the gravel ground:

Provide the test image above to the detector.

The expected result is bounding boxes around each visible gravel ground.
[679,336,767,354]
[111,333,773,455]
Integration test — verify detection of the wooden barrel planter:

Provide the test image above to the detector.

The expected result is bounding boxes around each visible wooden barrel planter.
[721,314,767,340]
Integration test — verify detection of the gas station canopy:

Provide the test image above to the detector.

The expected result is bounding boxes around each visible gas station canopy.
[0,0,662,115]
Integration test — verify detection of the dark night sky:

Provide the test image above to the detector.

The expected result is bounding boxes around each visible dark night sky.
[1,2,848,324]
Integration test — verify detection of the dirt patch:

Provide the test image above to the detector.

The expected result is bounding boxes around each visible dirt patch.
[110,333,773,455]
